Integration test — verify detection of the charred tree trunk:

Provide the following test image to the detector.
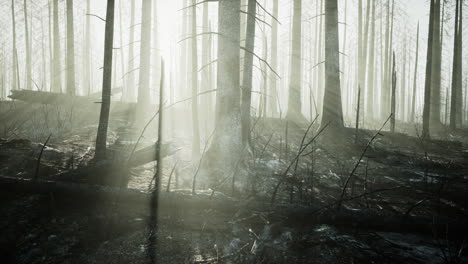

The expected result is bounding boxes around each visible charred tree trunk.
[455,0,463,127]
[430,0,442,127]
[382,0,395,119]
[94,0,116,161]
[241,0,256,145]
[391,52,396,133]
[66,0,76,95]
[411,22,420,122]
[360,0,371,120]
[450,0,460,130]
[321,0,343,129]
[209,0,241,169]
[422,0,435,138]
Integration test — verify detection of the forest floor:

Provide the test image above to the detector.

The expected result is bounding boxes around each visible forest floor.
[1,108,468,263]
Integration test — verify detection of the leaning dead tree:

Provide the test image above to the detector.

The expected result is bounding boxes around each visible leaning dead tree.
[95,0,116,161]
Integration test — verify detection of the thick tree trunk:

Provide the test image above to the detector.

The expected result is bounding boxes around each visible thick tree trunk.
[321,0,343,129]
[66,0,76,95]
[95,0,116,161]
[52,0,62,93]
[430,0,442,127]
[411,22,420,122]
[136,0,152,121]
[241,0,256,145]
[286,0,305,121]
[210,0,241,170]
[422,0,435,138]
[191,0,200,158]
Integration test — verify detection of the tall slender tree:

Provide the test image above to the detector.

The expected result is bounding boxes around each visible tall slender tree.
[125,0,135,101]
[201,1,212,130]
[411,22,420,122]
[190,0,200,157]
[52,0,62,93]
[241,0,256,144]
[23,0,32,90]
[152,0,160,96]
[66,0,76,95]
[286,0,305,121]
[422,0,436,138]
[365,0,376,118]
[95,0,116,160]
[269,0,279,117]
[321,0,343,129]
[118,0,126,98]
[455,0,463,127]
[137,0,153,119]
[11,0,18,91]
[391,52,397,132]
[450,0,463,128]
[430,0,442,127]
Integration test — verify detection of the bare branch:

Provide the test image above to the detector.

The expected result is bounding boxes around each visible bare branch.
[240,46,281,79]
[86,13,106,22]
[178,32,221,44]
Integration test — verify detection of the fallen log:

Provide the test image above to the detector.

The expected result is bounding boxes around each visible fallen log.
[59,142,180,185]
[7,90,137,117]
[0,176,466,237]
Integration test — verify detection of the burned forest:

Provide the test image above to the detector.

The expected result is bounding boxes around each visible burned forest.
[1,0,468,263]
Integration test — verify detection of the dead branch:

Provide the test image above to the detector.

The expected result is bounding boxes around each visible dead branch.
[337,114,392,209]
